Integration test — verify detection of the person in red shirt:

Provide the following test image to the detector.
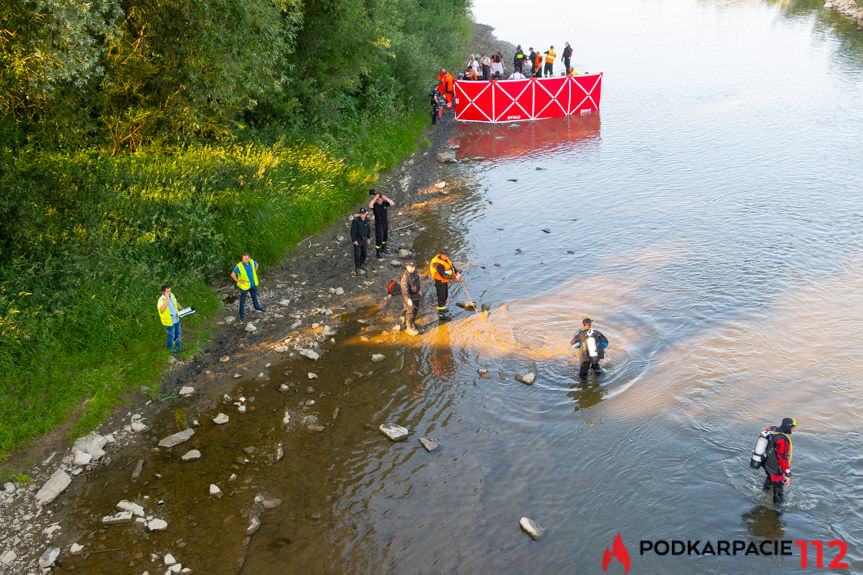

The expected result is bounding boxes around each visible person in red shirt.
[762,417,796,505]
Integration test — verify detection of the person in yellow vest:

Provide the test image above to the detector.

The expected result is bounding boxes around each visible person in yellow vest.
[230,253,265,321]
[157,285,182,354]
[429,249,461,320]
[544,46,556,77]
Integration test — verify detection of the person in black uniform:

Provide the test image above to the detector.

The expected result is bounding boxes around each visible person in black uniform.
[570,318,609,377]
[399,260,422,335]
[368,189,395,258]
[350,208,372,275]
[513,45,525,73]
[562,42,573,75]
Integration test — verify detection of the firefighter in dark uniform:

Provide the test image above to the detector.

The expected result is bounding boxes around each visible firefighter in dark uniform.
[350,208,371,275]
[570,318,609,377]
[399,260,422,335]
[368,189,395,258]
[429,249,460,320]
[762,417,796,505]
[513,45,526,73]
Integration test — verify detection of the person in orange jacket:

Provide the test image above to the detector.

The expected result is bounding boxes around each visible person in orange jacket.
[429,249,460,319]
[438,68,455,109]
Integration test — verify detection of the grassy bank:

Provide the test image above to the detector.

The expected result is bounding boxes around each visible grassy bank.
[0,110,430,456]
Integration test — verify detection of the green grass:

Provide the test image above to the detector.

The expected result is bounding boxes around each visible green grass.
[0,108,429,456]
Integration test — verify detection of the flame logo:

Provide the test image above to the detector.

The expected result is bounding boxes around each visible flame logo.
[602,533,630,573]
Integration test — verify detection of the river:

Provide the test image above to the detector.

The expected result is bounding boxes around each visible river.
[57,0,862,573]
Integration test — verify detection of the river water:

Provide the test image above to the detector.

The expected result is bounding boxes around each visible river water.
[59,0,863,573]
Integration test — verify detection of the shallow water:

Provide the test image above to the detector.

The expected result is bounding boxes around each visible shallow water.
[61,0,863,573]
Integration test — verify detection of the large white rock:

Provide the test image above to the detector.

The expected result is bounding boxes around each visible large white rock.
[371,353,386,362]
[72,432,108,459]
[72,449,93,466]
[334,287,345,295]
[147,518,168,531]
[35,469,72,505]
[209,484,223,498]
[163,553,177,566]
[69,543,84,555]
[298,348,320,361]
[245,322,257,333]
[212,413,230,425]
[379,423,409,442]
[38,547,60,569]
[116,500,145,517]
[158,428,195,448]
[0,550,17,566]
[515,372,537,385]
[307,372,318,380]
[131,421,150,433]
[178,386,195,397]
[519,516,544,540]
[419,438,440,452]
[102,511,133,525]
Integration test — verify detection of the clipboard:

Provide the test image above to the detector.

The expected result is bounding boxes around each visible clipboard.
[178,307,196,318]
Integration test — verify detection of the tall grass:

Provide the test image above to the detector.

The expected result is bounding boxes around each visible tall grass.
[0,110,429,455]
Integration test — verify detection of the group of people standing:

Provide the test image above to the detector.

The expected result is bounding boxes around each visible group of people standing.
[512,42,574,78]
[462,52,507,81]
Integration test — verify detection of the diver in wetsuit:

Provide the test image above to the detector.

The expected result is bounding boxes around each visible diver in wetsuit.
[570,318,609,377]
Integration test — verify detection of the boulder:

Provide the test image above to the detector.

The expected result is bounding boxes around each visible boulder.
[131,421,150,433]
[181,449,201,462]
[38,547,60,569]
[371,353,386,362]
[147,518,168,531]
[209,484,223,498]
[158,428,195,448]
[212,413,230,425]
[379,423,409,442]
[69,543,84,555]
[72,432,107,459]
[245,322,257,333]
[0,550,17,567]
[72,449,92,466]
[515,372,537,385]
[35,469,72,505]
[436,151,457,163]
[116,500,145,517]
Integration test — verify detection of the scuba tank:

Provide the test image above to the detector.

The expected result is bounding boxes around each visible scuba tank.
[750,429,772,468]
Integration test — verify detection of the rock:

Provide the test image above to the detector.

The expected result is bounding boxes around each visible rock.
[158,428,195,448]
[38,547,60,569]
[245,322,257,332]
[72,432,108,459]
[131,458,144,481]
[261,497,282,510]
[220,355,230,363]
[477,368,490,378]
[298,348,320,361]
[379,423,409,442]
[390,260,401,267]
[213,413,230,425]
[275,443,284,461]
[519,516,544,540]
[43,523,62,537]
[322,325,337,337]
[224,315,236,325]
[334,287,345,295]
[434,181,447,189]
[164,553,177,566]
[3,481,15,493]
[0,550,17,566]
[279,299,292,306]
[436,151,456,163]
[72,449,93,466]
[233,373,242,379]
[238,404,247,414]
[282,411,291,425]
[178,386,195,397]
[147,518,168,531]
[371,353,386,362]
[515,372,537,385]
[419,438,440,452]
[307,372,318,380]
[247,516,261,535]
[69,543,84,555]
[35,469,72,505]
[398,249,411,258]
[131,421,150,433]
[117,500,145,517]
[102,511,134,525]
[181,449,201,462]
[274,344,289,352]
[209,484,223,498]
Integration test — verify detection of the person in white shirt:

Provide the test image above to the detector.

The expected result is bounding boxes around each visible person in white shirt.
[570,318,609,377]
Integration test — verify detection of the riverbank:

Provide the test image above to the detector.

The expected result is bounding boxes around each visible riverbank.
[826,0,863,25]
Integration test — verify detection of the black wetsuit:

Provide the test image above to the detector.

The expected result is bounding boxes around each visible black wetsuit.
[570,328,608,377]
[350,215,371,272]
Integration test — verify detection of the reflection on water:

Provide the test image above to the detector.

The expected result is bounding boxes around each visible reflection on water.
[743,505,786,539]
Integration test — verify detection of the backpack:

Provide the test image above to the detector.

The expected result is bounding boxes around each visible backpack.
[762,432,785,476]
[387,280,402,296]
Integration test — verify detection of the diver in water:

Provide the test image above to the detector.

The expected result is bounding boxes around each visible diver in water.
[759,417,796,505]
[570,318,609,377]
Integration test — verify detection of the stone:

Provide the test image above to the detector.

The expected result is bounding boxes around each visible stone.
[164,553,177,566]
[245,322,257,332]
[169,565,183,574]
[131,421,150,433]
[334,287,344,295]
[436,151,457,163]
[181,449,201,462]
[69,543,84,555]
[178,386,195,397]
[274,344,289,353]
[515,372,537,385]
[72,449,93,466]
[519,516,544,540]
[419,438,440,452]
[38,547,60,569]
[131,458,144,481]
[298,348,320,361]
[307,372,318,380]
[0,550,17,566]
[72,432,108,459]
[220,355,230,363]
[434,181,447,189]
[102,511,134,525]
[261,497,282,510]
[371,353,386,362]
[238,404,247,414]
[224,315,236,325]
[147,518,168,531]
[209,484,223,498]
[213,413,230,425]
[117,500,145,517]
[398,249,411,258]
[35,469,72,505]
[279,299,292,306]
[390,260,401,267]
[379,423,409,441]
[282,411,291,425]
[247,516,261,535]
[477,368,489,378]
[3,481,15,493]
[158,428,195,448]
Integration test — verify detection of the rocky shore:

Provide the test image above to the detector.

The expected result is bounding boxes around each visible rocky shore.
[825,0,863,25]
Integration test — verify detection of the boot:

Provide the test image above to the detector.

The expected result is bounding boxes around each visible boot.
[406,325,420,336]
[381,243,389,254]
[375,248,382,259]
